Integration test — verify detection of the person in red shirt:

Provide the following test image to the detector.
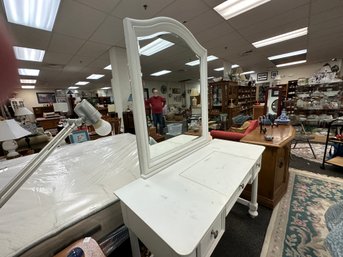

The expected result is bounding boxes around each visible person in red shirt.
[147,88,166,134]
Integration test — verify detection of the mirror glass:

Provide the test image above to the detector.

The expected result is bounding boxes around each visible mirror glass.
[124,17,209,177]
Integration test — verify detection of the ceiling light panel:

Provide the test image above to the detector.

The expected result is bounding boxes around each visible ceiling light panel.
[241,71,255,75]
[13,46,45,62]
[87,74,105,80]
[231,64,239,68]
[150,70,171,76]
[75,81,89,85]
[140,38,174,56]
[18,68,40,76]
[268,49,307,60]
[3,0,61,31]
[68,86,79,89]
[276,60,307,67]
[214,0,271,20]
[104,65,112,70]
[186,55,218,66]
[20,79,37,84]
[252,27,308,48]
[214,67,224,71]
[21,85,35,89]
[101,87,111,90]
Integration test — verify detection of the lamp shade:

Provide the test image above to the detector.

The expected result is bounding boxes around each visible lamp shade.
[0,119,31,141]
[14,107,33,116]
[190,88,199,97]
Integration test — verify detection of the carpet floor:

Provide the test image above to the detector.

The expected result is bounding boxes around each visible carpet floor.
[110,144,342,257]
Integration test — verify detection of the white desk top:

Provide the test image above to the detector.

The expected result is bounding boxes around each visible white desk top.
[115,139,264,256]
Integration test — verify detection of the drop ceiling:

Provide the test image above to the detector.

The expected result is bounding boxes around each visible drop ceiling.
[1,0,343,90]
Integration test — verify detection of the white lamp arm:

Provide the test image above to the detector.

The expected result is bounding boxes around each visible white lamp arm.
[0,118,83,208]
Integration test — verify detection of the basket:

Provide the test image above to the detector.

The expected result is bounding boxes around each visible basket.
[167,123,182,136]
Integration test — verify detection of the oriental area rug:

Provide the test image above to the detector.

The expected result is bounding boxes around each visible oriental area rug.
[291,142,325,164]
[260,168,343,257]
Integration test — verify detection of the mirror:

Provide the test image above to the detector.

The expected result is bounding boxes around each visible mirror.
[123,17,209,178]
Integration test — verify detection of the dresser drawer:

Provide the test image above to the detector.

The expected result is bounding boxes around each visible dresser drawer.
[198,211,225,257]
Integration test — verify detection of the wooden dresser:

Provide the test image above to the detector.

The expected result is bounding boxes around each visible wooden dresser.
[240,125,295,208]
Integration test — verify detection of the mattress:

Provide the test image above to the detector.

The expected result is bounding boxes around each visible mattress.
[0,133,140,257]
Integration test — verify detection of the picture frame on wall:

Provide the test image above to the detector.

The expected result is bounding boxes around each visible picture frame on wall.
[36,92,56,104]
[271,88,279,97]
[271,71,278,79]
[257,72,268,81]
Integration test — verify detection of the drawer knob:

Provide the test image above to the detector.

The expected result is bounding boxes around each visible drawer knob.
[257,163,261,168]
[240,184,245,189]
[211,229,219,239]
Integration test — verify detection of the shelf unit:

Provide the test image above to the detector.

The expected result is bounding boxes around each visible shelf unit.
[208,81,256,128]
[321,118,343,169]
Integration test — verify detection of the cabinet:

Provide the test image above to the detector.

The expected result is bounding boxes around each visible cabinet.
[240,125,295,208]
[33,106,54,118]
[321,118,343,169]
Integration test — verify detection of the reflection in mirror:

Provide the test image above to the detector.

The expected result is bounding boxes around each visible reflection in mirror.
[124,17,208,177]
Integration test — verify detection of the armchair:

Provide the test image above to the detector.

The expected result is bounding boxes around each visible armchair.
[210,119,259,141]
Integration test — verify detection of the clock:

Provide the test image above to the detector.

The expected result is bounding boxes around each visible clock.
[161,85,167,94]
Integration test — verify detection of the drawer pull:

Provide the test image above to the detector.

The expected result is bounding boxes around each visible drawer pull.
[257,163,261,168]
[240,184,245,189]
[211,229,219,239]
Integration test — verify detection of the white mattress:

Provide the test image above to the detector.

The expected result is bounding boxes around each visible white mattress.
[0,133,140,257]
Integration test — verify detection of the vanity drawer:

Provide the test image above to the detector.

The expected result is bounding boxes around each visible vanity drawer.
[198,211,225,257]
[250,155,262,183]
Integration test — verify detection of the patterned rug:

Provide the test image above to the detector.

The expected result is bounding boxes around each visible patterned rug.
[261,168,343,257]
[291,142,325,164]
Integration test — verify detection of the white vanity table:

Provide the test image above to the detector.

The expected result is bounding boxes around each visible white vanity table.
[114,17,265,257]
[115,139,264,257]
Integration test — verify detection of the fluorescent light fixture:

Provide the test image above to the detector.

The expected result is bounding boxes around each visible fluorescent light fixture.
[68,86,79,89]
[101,87,111,90]
[214,67,224,71]
[150,70,171,76]
[3,0,61,31]
[138,32,170,41]
[186,55,218,66]
[240,71,255,75]
[231,64,239,68]
[104,65,112,70]
[18,68,40,76]
[276,60,307,68]
[252,27,308,48]
[13,46,45,62]
[214,0,271,20]
[268,49,307,60]
[208,76,214,79]
[214,64,239,71]
[87,74,104,80]
[139,38,174,56]
[20,79,36,84]
[75,81,89,86]
[21,85,35,89]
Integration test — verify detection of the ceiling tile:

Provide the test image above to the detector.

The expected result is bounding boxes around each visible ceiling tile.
[48,33,85,54]
[76,41,111,57]
[44,52,72,65]
[74,0,121,13]
[186,9,225,34]
[89,15,124,45]
[53,0,107,39]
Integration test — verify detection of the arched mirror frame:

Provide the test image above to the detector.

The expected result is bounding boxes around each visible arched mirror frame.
[123,17,209,178]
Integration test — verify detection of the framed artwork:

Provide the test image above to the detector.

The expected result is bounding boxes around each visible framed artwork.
[271,71,278,79]
[271,88,279,97]
[257,72,268,81]
[36,92,56,104]
[172,88,181,94]
[69,130,90,144]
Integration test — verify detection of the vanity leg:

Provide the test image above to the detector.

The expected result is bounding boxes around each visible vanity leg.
[129,229,141,257]
[249,176,258,218]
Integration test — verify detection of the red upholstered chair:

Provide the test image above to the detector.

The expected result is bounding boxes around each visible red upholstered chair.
[210,119,259,141]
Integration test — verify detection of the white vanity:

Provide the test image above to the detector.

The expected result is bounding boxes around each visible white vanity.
[114,17,264,257]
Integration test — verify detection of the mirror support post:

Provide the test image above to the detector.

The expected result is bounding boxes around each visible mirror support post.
[109,46,131,123]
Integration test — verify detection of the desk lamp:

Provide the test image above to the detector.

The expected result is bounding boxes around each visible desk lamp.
[0,99,111,208]
[0,119,31,158]
[190,88,199,107]
[14,106,33,124]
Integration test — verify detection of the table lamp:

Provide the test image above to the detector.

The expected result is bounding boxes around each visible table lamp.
[190,88,199,107]
[0,99,111,208]
[14,107,33,124]
[0,119,31,158]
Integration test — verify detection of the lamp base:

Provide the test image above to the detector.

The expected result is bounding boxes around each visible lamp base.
[2,140,19,158]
